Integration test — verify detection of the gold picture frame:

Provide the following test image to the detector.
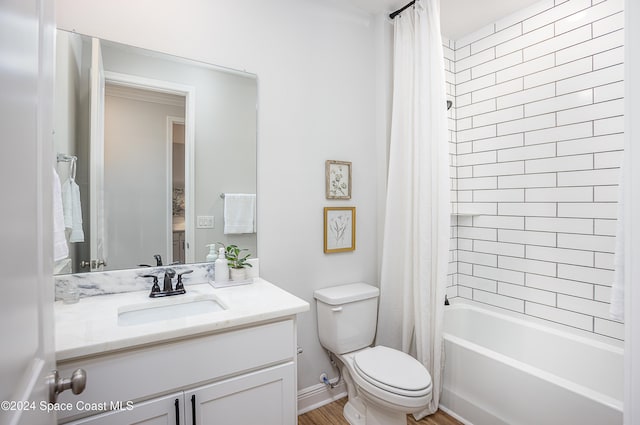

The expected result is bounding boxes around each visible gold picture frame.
[325,160,352,200]
[324,207,356,253]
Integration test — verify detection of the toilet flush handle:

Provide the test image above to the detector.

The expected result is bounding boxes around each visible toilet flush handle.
[331,307,343,312]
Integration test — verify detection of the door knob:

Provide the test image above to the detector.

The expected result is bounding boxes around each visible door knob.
[46,369,87,403]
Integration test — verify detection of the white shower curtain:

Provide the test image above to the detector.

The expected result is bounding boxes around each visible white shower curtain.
[376,0,450,418]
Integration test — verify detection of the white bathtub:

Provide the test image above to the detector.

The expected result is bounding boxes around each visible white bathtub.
[441,302,623,425]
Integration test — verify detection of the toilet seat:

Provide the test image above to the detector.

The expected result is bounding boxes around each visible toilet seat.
[353,346,432,398]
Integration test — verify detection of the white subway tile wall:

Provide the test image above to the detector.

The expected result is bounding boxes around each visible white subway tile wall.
[450,0,624,340]
[445,37,458,297]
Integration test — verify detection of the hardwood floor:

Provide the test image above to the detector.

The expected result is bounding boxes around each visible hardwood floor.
[298,397,463,425]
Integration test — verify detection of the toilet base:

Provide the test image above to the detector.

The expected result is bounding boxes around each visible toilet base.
[336,353,424,425]
[343,397,408,425]
[343,400,364,425]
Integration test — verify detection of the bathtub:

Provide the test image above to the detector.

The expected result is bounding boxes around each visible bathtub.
[441,302,623,425]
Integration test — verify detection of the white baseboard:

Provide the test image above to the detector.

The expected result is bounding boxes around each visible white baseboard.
[297,380,347,415]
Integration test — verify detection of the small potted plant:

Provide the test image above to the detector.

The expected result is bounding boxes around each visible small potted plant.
[223,244,252,280]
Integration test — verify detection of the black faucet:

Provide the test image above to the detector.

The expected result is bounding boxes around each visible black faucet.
[138,254,164,268]
[142,268,190,298]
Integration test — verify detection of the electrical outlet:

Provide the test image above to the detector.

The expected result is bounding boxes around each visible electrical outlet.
[197,215,215,229]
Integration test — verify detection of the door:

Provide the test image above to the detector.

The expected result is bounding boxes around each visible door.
[0,0,56,424]
[89,37,107,272]
[185,363,296,425]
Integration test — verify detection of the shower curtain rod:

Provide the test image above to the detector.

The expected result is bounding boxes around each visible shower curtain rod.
[389,0,415,19]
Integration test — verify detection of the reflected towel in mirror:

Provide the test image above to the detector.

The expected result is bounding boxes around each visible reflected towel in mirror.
[223,193,256,234]
[62,177,85,243]
[53,168,69,261]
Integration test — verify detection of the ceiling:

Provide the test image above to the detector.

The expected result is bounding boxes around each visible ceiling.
[346,0,543,40]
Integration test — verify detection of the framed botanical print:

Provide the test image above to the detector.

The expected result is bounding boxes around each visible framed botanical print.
[324,207,356,253]
[325,160,352,200]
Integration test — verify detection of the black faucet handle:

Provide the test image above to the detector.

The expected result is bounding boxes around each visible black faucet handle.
[175,270,193,291]
[142,273,159,282]
[142,274,161,296]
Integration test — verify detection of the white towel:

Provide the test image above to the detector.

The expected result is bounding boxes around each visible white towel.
[53,168,69,261]
[62,177,85,243]
[223,193,256,234]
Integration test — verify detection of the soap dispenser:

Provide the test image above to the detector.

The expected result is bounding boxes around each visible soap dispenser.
[206,244,218,262]
[214,247,229,282]
[206,244,217,281]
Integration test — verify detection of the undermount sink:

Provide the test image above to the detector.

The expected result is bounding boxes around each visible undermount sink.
[118,296,226,326]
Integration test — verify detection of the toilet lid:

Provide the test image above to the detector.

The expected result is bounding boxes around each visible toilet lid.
[353,346,432,397]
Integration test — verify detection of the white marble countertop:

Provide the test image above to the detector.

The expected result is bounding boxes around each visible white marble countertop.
[55,279,309,361]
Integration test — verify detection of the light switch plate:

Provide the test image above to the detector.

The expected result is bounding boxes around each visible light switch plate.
[197,215,215,229]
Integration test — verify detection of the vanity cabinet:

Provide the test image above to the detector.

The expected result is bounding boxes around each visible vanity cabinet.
[67,363,294,424]
[57,319,298,425]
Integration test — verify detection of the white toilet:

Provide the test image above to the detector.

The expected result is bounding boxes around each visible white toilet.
[314,283,432,425]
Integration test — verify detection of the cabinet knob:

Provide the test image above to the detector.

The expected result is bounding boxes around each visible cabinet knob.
[46,368,87,403]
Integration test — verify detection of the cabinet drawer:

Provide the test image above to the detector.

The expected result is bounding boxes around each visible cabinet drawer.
[66,392,183,425]
[57,319,294,422]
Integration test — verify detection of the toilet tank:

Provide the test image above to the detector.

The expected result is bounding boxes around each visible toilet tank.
[314,283,379,354]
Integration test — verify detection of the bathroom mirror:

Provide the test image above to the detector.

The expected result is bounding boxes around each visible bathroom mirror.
[54,30,257,274]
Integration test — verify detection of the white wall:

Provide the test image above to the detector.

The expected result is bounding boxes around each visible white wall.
[624,0,640,421]
[190,71,257,261]
[444,38,459,300]
[54,31,81,182]
[449,0,625,340]
[54,31,83,271]
[56,0,381,391]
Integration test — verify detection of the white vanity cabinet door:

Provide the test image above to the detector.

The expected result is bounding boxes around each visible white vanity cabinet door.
[185,362,296,425]
[57,320,294,423]
[67,392,183,425]
[68,362,296,425]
